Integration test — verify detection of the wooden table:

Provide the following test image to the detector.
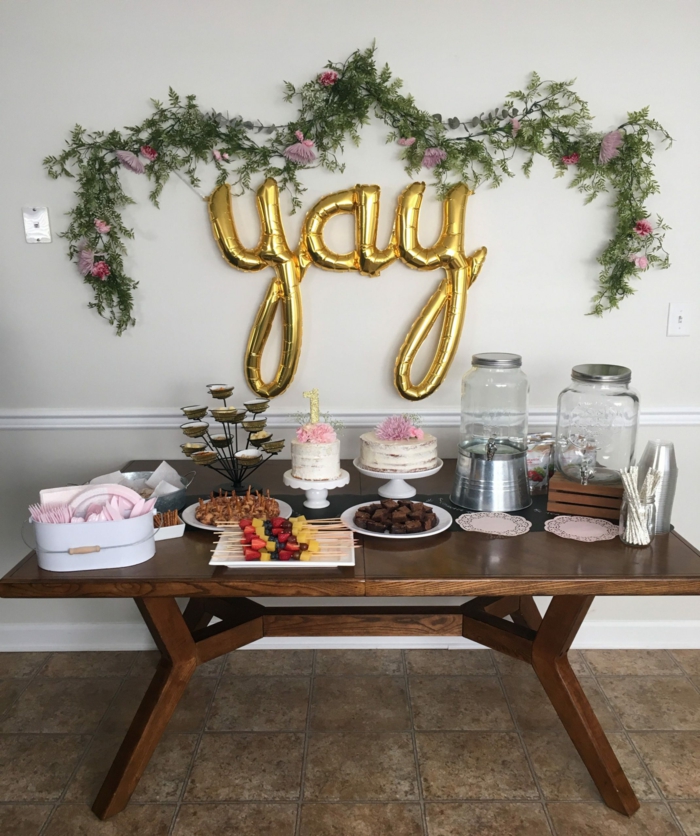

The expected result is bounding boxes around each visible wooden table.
[3,459,700,821]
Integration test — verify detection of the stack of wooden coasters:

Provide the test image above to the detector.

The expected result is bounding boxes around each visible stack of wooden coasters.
[546,473,623,521]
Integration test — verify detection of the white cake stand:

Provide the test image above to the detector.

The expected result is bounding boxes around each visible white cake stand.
[282,469,351,509]
[352,458,444,499]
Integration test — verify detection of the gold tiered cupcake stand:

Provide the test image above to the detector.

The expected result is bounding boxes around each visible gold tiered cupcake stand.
[180,384,285,490]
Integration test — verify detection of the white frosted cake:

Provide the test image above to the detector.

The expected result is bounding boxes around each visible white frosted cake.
[360,416,437,473]
[291,423,341,481]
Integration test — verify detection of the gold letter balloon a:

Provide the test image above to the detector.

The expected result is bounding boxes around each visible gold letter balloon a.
[208,179,486,401]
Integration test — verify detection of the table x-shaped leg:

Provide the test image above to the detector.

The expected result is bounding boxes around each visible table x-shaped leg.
[92,597,263,820]
[462,594,639,817]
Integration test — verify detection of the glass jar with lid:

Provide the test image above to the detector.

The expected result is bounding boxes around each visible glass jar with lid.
[451,353,531,511]
[459,352,529,453]
[554,364,639,485]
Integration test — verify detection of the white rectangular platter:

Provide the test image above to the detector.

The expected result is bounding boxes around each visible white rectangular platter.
[209,526,357,569]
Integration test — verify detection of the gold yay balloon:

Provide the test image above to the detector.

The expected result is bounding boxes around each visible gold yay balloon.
[208,178,486,402]
[300,189,358,272]
[209,180,304,398]
[395,182,487,400]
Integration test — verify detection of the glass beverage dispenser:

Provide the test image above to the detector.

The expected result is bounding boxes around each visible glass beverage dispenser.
[450,353,531,511]
[554,364,639,485]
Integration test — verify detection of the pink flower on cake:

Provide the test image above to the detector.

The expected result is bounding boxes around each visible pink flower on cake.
[140,145,158,161]
[561,153,580,165]
[115,150,145,174]
[283,132,317,164]
[296,423,337,444]
[422,147,447,169]
[318,70,338,87]
[398,137,416,146]
[94,219,111,234]
[375,415,424,441]
[634,219,653,237]
[598,130,623,164]
[90,261,111,280]
[77,244,95,276]
[629,254,649,269]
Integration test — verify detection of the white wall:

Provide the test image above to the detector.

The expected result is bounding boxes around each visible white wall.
[1,0,699,649]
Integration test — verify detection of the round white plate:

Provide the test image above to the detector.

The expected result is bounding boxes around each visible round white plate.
[182,499,293,532]
[68,484,142,516]
[544,515,618,542]
[456,512,532,537]
[340,501,452,539]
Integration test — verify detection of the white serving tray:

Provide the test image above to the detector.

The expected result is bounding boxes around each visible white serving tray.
[209,527,356,568]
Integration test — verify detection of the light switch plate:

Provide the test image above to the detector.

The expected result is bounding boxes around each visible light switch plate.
[667,303,690,336]
[22,206,51,243]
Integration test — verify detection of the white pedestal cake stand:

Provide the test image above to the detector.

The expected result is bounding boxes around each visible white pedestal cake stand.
[352,458,444,499]
[282,469,351,509]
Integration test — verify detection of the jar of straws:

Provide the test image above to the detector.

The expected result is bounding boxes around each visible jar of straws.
[619,466,660,547]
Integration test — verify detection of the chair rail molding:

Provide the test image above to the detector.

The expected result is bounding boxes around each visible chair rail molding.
[1,406,699,430]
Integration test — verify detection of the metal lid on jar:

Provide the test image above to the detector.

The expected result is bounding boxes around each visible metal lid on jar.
[472,352,522,368]
[571,364,632,383]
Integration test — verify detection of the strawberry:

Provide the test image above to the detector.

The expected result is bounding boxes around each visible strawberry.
[244,548,261,561]
[239,518,253,529]
[277,532,291,544]
[251,537,267,551]
[278,549,292,560]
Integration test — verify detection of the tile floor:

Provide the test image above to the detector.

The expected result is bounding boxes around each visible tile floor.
[1,648,700,834]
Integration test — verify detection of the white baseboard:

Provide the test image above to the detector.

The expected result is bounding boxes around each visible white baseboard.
[1,620,700,651]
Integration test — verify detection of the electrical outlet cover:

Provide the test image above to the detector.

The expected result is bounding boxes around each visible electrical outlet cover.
[667,303,690,337]
[22,206,51,243]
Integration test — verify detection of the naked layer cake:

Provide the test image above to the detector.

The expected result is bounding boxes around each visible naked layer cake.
[291,422,341,481]
[359,415,437,473]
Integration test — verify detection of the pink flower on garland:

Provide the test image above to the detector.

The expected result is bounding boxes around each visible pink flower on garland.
[422,147,447,169]
[562,153,580,165]
[140,145,158,161]
[375,415,424,441]
[212,149,222,161]
[599,130,623,164]
[629,254,649,269]
[296,422,337,444]
[77,244,95,276]
[90,261,111,280]
[94,219,111,234]
[318,70,339,87]
[283,131,316,164]
[115,150,145,174]
[398,137,416,146]
[634,219,653,237]
[511,118,521,137]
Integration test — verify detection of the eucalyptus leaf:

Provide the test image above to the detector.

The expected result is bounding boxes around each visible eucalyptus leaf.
[243,121,254,129]
[448,117,460,130]
[432,113,443,122]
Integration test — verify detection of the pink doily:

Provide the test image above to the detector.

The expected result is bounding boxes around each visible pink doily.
[544,515,618,542]
[456,512,532,537]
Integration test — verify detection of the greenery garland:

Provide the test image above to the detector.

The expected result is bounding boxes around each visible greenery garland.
[44,44,671,335]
